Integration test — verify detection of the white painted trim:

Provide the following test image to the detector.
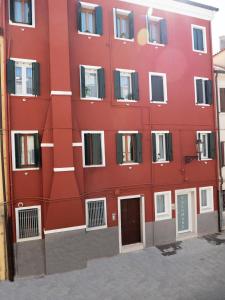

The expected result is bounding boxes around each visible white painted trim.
[191,24,207,54]
[41,143,54,148]
[44,225,86,235]
[53,167,75,172]
[51,91,72,96]
[11,130,39,171]
[80,1,98,8]
[151,130,169,134]
[116,68,136,73]
[118,195,145,254]
[72,143,83,147]
[8,0,36,28]
[113,8,134,42]
[194,76,209,105]
[175,188,197,238]
[149,72,168,103]
[85,197,107,231]
[78,31,101,37]
[196,131,212,160]
[119,0,217,21]
[80,64,102,70]
[10,57,36,63]
[118,130,138,134]
[199,186,214,214]
[81,131,106,168]
[15,205,42,242]
[154,191,172,221]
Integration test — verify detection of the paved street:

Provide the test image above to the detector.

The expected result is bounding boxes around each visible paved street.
[1,233,225,300]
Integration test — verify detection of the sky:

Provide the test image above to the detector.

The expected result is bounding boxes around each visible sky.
[195,0,225,54]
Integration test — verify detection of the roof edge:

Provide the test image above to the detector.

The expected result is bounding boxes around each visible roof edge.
[174,0,219,12]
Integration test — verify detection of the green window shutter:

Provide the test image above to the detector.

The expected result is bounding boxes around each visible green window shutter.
[208,132,216,159]
[197,29,204,51]
[15,134,22,168]
[92,134,102,165]
[205,80,213,104]
[221,142,225,167]
[116,134,123,164]
[166,133,173,162]
[135,133,142,163]
[28,1,33,25]
[97,68,105,99]
[10,0,15,22]
[34,134,41,167]
[160,19,168,45]
[32,62,40,96]
[147,17,151,42]
[131,72,139,100]
[77,2,82,31]
[7,59,15,94]
[152,133,157,162]
[193,28,198,50]
[114,70,121,99]
[128,12,134,39]
[84,134,91,165]
[95,6,103,35]
[81,66,86,98]
[151,75,164,102]
[196,79,203,103]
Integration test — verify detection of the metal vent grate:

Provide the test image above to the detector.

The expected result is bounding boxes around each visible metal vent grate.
[17,207,40,240]
[87,200,106,229]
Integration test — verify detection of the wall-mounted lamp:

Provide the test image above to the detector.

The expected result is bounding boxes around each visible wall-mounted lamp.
[184,139,203,164]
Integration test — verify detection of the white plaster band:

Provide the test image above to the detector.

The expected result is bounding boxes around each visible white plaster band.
[51,91,72,96]
[53,167,75,172]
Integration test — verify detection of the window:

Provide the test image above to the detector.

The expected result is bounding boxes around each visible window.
[114,70,139,101]
[80,66,105,100]
[77,2,103,35]
[149,73,167,103]
[152,132,173,163]
[154,191,172,221]
[199,187,214,213]
[82,131,105,167]
[116,132,142,164]
[194,77,212,105]
[192,25,207,53]
[15,206,42,242]
[7,59,40,96]
[147,17,168,45]
[114,9,134,40]
[85,198,107,230]
[12,131,40,170]
[220,88,225,112]
[197,132,215,160]
[9,0,34,26]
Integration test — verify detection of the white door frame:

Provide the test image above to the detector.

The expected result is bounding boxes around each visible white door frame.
[118,195,146,254]
[175,188,197,238]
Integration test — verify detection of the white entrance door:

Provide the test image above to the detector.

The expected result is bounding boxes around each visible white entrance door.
[177,193,192,233]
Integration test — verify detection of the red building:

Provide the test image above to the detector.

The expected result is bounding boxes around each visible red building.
[3,0,219,277]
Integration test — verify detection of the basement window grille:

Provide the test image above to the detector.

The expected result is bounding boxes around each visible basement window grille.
[86,198,107,230]
[16,206,41,242]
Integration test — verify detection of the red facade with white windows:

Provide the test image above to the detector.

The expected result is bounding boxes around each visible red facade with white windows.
[2,0,219,276]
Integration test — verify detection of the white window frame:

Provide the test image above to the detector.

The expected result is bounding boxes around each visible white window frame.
[80,65,102,101]
[197,131,212,161]
[9,0,36,28]
[199,186,214,214]
[146,16,165,47]
[11,130,39,171]
[78,1,100,37]
[194,76,209,106]
[116,68,136,102]
[85,197,107,231]
[113,8,134,42]
[154,191,172,221]
[118,130,139,166]
[81,130,106,168]
[152,131,169,163]
[10,58,36,97]
[191,24,207,54]
[149,72,168,104]
[15,205,42,242]
[218,82,225,113]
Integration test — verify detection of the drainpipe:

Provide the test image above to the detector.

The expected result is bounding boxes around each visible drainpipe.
[214,70,225,232]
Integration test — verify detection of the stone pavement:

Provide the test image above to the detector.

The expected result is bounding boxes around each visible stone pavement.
[1,233,225,300]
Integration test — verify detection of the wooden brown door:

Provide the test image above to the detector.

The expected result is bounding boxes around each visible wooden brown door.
[121,198,141,246]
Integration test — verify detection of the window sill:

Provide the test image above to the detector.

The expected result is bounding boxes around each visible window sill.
[155,215,172,222]
[86,225,107,232]
[193,49,207,54]
[114,37,134,42]
[11,94,36,98]
[153,161,170,164]
[119,162,139,166]
[83,164,106,168]
[199,158,213,162]
[78,31,101,37]
[13,167,40,171]
[81,97,103,101]
[17,236,41,243]
[117,99,137,103]
[195,103,210,107]
[148,42,165,47]
[150,101,167,104]
[200,208,214,214]
[9,21,35,28]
